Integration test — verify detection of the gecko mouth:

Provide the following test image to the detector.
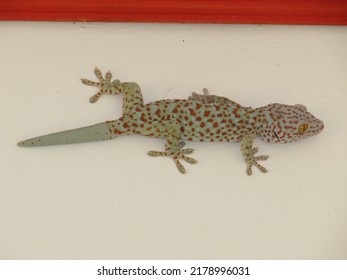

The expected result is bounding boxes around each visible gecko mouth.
[273,131,280,141]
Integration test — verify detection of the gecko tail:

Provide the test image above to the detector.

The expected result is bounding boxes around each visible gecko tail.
[17,121,115,147]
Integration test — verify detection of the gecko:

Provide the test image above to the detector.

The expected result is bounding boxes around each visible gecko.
[18,67,324,175]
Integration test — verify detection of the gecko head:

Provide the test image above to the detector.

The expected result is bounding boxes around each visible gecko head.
[256,103,324,144]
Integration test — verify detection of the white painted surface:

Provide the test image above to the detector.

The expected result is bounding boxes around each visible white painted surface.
[0,22,346,259]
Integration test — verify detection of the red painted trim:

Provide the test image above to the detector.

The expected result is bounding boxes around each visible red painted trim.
[1,0,347,25]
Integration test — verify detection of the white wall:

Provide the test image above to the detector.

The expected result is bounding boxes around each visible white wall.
[0,22,346,259]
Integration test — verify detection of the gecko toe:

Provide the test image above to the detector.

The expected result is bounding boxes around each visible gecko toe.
[255,155,269,161]
[148,151,166,157]
[174,159,186,174]
[254,162,268,173]
[89,94,100,103]
[94,67,104,81]
[81,78,99,87]
[246,166,252,176]
[251,147,259,155]
[182,155,198,164]
[181,148,194,154]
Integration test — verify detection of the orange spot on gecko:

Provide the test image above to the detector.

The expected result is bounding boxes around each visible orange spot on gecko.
[155,109,161,116]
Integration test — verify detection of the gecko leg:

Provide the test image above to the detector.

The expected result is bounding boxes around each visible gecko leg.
[140,120,197,174]
[241,134,269,176]
[81,67,144,116]
[81,67,121,103]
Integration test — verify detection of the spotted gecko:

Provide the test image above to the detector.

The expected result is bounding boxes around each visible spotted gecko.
[18,67,324,175]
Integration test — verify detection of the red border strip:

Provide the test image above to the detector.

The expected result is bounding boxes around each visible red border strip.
[1,0,347,25]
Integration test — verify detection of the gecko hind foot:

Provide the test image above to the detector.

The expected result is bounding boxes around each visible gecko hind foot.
[189,88,210,102]
[81,67,120,103]
[147,149,197,174]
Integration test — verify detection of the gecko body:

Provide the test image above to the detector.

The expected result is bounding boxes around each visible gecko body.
[18,68,324,175]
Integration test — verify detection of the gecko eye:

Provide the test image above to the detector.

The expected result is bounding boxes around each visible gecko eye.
[298,123,310,134]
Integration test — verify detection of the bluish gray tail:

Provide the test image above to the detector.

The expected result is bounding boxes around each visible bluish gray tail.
[17,122,114,147]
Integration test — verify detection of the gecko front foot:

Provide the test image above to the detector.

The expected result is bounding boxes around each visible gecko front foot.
[148,148,197,174]
[81,67,120,103]
[241,134,270,176]
[245,147,269,176]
